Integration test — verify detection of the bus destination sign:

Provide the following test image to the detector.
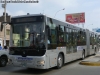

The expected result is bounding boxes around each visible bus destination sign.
[16,17,36,22]
[11,16,44,23]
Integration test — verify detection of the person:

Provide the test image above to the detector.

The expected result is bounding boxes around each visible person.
[48,40,50,44]
[29,33,37,48]
[59,36,64,42]
[0,44,2,50]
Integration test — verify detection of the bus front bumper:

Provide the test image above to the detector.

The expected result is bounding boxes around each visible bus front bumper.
[9,55,47,69]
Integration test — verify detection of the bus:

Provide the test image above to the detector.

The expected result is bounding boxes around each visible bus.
[1,14,99,69]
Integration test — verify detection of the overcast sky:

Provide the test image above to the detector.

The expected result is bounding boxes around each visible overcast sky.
[0,0,100,31]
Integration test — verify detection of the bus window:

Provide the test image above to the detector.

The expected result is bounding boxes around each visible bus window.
[47,18,57,49]
[65,27,69,43]
[58,25,66,47]
[13,22,45,49]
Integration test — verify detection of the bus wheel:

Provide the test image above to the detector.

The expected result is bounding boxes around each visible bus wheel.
[82,50,85,60]
[0,56,8,67]
[56,54,63,69]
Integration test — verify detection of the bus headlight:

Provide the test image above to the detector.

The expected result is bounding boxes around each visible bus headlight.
[37,61,45,64]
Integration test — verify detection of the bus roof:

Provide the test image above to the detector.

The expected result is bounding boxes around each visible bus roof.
[11,13,100,34]
[11,13,87,31]
[12,14,44,18]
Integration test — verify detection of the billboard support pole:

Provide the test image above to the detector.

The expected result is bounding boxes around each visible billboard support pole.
[82,23,84,28]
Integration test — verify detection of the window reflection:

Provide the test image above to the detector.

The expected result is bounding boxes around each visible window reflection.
[12,22,45,49]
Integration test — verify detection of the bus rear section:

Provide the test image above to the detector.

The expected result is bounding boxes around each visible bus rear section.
[86,29,99,56]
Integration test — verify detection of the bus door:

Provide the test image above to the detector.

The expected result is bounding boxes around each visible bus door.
[72,30,77,53]
[66,28,71,54]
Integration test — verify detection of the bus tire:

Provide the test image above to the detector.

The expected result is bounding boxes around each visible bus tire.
[0,56,8,67]
[56,53,63,69]
[82,50,85,60]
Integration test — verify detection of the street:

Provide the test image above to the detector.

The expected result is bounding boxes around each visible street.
[0,58,100,75]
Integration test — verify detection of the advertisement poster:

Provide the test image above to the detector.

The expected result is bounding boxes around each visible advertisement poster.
[66,12,85,24]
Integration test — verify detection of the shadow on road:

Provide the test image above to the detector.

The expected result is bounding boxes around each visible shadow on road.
[11,59,82,74]
[11,67,56,75]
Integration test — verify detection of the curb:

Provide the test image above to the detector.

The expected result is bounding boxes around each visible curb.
[79,61,100,66]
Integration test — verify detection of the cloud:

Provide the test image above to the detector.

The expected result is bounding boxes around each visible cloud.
[0,9,4,15]
[0,9,12,16]
[0,9,26,17]
[51,0,79,8]
[27,0,43,8]
[82,1,99,7]
[27,0,79,11]
[0,0,100,31]
[14,10,26,16]
[83,7,100,30]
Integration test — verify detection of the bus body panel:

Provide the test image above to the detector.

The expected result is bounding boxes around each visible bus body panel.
[10,55,48,69]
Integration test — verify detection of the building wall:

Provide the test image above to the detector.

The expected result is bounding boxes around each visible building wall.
[0,12,11,47]
[0,24,10,47]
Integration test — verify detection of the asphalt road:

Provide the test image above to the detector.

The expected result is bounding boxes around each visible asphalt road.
[0,59,100,75]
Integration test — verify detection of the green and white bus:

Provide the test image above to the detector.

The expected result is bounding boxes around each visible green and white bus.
[1,14,99,69]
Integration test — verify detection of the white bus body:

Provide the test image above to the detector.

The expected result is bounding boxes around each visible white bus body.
[9,14,99,69]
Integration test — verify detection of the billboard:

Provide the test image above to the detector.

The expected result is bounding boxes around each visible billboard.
[66,12,85,24]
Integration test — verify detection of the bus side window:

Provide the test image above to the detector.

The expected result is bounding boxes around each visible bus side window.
[77,31,82,38]
[46,25,51,43]
[58,25,64,43]
[80,31,82,34]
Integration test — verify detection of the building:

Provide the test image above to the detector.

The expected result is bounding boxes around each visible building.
[0,12,11,47]
[92,28,100,32]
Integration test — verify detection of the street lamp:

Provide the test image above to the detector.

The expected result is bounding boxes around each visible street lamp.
[2,0,7,46]
[54,8,65,18]
[85,24,93,29]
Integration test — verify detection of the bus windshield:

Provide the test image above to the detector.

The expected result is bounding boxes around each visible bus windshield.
[12,22,45,49]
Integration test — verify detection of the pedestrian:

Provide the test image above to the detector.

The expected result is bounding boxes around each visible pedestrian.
[0,44,2,50]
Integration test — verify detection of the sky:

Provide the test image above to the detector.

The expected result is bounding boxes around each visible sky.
[0,0,100,31]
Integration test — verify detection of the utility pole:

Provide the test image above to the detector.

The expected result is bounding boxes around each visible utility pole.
[2,0,6,46]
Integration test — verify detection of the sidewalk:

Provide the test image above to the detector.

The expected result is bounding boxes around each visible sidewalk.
[79,51,100,66]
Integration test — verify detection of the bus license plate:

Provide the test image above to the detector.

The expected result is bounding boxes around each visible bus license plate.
[17,57,33,63]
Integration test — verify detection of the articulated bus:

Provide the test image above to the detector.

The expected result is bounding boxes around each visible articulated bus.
[3,14,99,69]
